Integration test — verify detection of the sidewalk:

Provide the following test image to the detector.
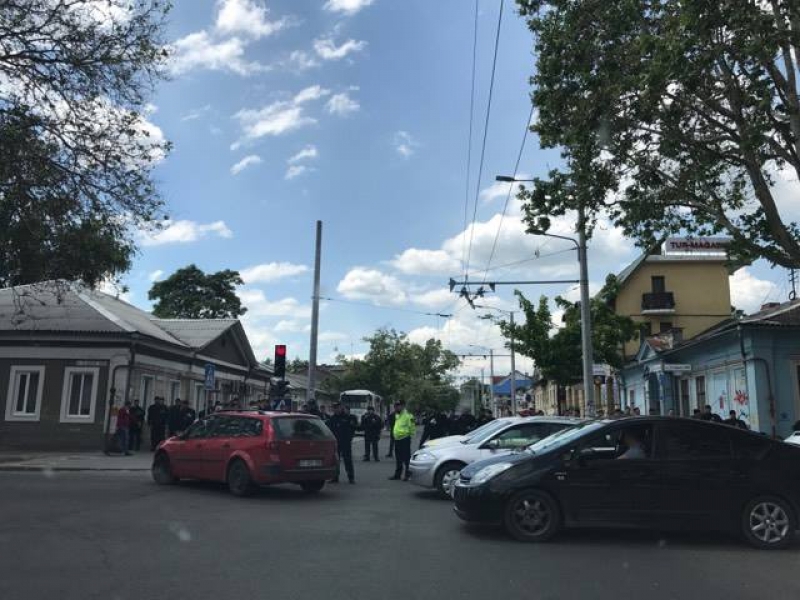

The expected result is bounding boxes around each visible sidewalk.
[0,450,153,472]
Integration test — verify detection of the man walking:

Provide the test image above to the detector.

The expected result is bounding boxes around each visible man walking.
[116,401,132,456]
[147,396,167,450]
[361,406,383,461]
[327,402,356,484]
[389,400,415,481]
[129,399,145,452]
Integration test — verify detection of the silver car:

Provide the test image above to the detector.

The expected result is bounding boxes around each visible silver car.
[409,416,585,498]
[420,417,521,450]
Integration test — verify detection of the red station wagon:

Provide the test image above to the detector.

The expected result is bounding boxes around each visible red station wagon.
[152,411,338,496]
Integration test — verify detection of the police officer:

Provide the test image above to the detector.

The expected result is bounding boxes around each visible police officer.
[327,402,356,484]
[361,406,383,461]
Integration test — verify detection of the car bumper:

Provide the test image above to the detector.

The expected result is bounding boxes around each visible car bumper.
[256,465,337,484]
[408,461,436,488]
[452,481,504,523]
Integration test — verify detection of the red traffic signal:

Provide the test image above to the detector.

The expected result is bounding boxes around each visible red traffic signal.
[275,344,287,357]
[274,344,287,378]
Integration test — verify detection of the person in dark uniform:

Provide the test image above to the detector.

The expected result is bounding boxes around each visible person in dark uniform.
[360,406,383,461]
[385,404,398,458]
[327,402,356,484]
[167,398,183,437]
[456,409,477,435]
[724,410,749,430]
[146,396,168,450]
[129,399,145,452]
[419,410,449,448]
[179,400,196,432]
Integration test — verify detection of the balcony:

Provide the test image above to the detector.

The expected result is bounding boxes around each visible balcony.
[641,292,675,314]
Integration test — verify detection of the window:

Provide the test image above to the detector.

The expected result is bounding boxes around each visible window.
[659,321,673,333]
[651,275,666,293]
[679,379,690,417]
[491,424,552,449]
[656,424,731,460]
[5,366,45,422]
[628,389,635,408]
[169,380,181,405]
[185,418,212,439]
[194,383,205,412]
[580,424,654,459]
[272,417,333,441]
[639,322,652,342]
[60,367,99,423]
[140,375,154,409]
[695,376,707,411]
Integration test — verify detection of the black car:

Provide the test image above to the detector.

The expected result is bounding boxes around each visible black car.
[453,417,800,549]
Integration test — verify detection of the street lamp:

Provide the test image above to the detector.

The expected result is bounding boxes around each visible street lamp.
[473,305,518,414]
[495,175,596,416]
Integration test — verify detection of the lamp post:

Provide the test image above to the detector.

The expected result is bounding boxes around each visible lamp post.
[473,306,518,414]
[494,176,595,416]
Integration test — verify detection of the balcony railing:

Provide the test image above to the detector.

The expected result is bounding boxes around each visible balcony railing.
[642,292,675,311]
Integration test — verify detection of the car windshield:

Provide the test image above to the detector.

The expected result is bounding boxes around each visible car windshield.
[463,419,511,445]
[526,421,606,455]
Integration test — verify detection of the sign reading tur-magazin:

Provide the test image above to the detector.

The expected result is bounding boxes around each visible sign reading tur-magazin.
[664,237,731,255]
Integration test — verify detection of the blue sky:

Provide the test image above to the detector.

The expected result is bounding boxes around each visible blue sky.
[114,0,795,380]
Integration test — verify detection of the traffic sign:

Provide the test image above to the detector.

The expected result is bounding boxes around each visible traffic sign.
[204,363,216,391]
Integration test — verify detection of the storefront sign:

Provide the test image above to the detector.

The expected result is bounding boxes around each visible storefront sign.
[665,237,730,255]
[664,363,691,373]
[593,364,611,377]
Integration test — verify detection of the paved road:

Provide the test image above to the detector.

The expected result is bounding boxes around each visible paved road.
[2,453,800,600]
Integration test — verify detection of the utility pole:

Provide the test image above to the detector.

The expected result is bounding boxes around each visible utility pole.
[510,312,517,414]
[307,220,322,406]
[489,349,495,415]
[577,204,595,416]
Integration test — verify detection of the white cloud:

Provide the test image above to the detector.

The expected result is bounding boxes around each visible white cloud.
[215,0,289,39]
[288,145,318,163]
[390,248,461,276]
[140,220,233,247]
[230,154,262,175]
[337,267,408,305]
[275,319,310,333]
[319,331,349,343]
[294,85,330,104]
[313,37,367,60]
[393,130,417,157]
[730,267,779,314]
[287,50,319,71]
[285,164,310,180]
[170,31,268,76]
[323,0,374,15]
[239,289,311,318]
[148,269,164,283]
[240,262,309,283]
[326,92,360,116]
[181,105,211,122]
[410,289,454,309]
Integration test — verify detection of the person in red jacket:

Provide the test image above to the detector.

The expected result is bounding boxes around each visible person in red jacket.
[116,401,133,456]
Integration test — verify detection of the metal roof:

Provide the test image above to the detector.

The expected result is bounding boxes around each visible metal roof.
[153,318,239,349]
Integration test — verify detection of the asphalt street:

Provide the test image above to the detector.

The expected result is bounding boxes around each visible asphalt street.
[2,447,800,600]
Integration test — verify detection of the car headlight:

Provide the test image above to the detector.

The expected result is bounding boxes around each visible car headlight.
[471,462,514,485]
[412,451,437,462]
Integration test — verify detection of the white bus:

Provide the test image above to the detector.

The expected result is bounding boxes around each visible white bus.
[339,389,385,422]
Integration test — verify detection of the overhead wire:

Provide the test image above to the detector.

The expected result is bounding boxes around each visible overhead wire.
[461,0,480,282]
[463,0,505,285]
[481,102,536,283]
[318,296,453,318]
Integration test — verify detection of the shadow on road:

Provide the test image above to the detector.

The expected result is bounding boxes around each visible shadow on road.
[412,490,447,502]
[153,479,339,502]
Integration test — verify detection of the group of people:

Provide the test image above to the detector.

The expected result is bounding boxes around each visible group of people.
[417,408,495,447]
[110,397,199,455]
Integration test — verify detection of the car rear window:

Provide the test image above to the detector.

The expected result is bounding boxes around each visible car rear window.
[272,417,334,441]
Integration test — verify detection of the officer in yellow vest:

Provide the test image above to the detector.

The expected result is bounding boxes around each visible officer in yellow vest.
[389,400,416,481]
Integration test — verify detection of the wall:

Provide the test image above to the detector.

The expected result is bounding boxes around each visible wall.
[615,258,731,357]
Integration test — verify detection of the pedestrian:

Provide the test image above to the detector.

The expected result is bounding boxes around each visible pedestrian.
[692,408,702,419]
[167,398,182,437]
[147,396,167,450]
[701,404,723,423]
[667,408,675,417]
[385,404,398,458]
[116,401,132,456]
[180,400,196,433]
[327,402,356,484]
[723,410,749,430]
[360,405,383,461]
[389,400,416,481]
[475,409,493,428]
[633,406,641,416]
[456,408,477,435]
[129,399,145,452]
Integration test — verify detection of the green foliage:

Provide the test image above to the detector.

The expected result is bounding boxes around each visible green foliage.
[288,358,309,374]
[517,0,800,268]
[323,328,461,413]
[499,275,637,386]
[0,1,171,287]
[149,264,247,319]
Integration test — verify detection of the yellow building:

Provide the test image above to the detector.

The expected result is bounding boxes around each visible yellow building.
[613,238,734,359]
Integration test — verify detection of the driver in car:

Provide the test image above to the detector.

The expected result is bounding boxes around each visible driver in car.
[617,431,646,460]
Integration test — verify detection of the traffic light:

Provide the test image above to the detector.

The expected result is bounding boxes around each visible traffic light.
[274,344,287,378]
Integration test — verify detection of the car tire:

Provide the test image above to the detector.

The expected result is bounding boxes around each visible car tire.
[152,452,178,485]
[503,489,562,543]
[300,480,325,494]
[434,462,465,499]
[741,495,796,550]
[227,459,254,497]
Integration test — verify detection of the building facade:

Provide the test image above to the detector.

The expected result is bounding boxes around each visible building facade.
[0,283,270,450]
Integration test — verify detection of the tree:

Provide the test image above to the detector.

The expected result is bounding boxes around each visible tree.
[323,329,461,413]
[288,358,309,374]
[498,276,637,386]
[149,265,247,319]
[0,0,171,287]
[518,0,800,268]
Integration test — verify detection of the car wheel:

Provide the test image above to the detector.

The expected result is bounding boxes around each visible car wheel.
[227,459,254,497]
[742,496,796,549]
[434,462,465,499]
[152,453,177,485]
[300,480,325,494]
[503,489,562,543]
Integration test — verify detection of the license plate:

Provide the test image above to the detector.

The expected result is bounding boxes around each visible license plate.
[298,459,322,468]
